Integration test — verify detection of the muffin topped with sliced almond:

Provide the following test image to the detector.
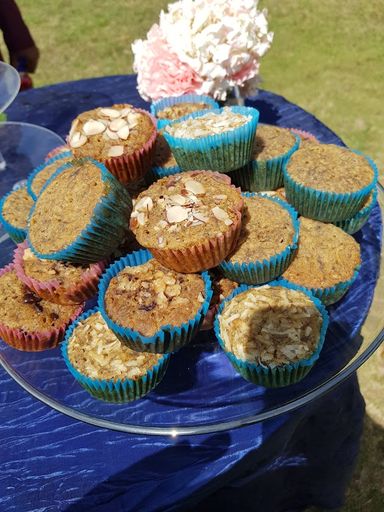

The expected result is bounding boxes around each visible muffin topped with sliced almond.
[129,171,243,272]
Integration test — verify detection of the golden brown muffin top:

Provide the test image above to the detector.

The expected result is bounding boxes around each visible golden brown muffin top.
[2,188,34,229]
[252,125,297,161]
[104,259,205,337]
[31,156,72,198]
[157,102,213,120]
[283,217,361,288]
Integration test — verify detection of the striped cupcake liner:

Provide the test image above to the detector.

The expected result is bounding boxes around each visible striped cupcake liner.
[219,193,300,284]
[163,106,259,173]
[61,307,170,402]
[151,94,220,130]
[214,281,329,387]
[28,158,132,264]
[98,249,213,353]
[333,188,377,234]
[0,186,31,243]
[27,150,72,200]
[284,149,378,222]
[228,133,300,192]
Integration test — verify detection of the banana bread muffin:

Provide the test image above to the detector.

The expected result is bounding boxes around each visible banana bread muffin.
[28,152,72,200]
[0,186,34,243]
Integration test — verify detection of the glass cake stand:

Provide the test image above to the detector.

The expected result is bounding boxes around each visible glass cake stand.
[0,183,383,435]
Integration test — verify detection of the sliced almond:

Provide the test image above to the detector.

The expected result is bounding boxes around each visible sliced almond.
[68,119,79,139]
[157,236,166,248]
[135,196,153,212]
[166,205,189,224]
[169,194,186,206]
[105,128,119,140]
[117,124,130,140]
[82,119,106,136]
[193,212,209,223]
[212,206,230,221]
[213,194,227,200]
[109,118,127,132]
[120,107,133,117]
[69,131,87,148]
[157,220,168,229]
[184,179,206,195]
[99,108,121,118]
[198,292,205,303]
[137,212,146,226]
[224,218,233,226]
[107,145,124,158]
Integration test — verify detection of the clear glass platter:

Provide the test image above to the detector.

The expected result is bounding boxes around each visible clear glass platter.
[0,182,383,436]
[0,62,20,114]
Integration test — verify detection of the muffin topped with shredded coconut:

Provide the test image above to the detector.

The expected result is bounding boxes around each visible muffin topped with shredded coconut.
[218,286,323,367]
[67,311,162,381]
[165,107,251,139]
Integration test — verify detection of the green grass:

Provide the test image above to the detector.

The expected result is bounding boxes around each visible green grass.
[6,1,384,510]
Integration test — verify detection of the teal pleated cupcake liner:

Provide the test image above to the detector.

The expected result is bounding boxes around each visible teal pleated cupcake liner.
[98,249,213,353]
[282,266,361,306]
[0,187,30,243]
[333,188,377,234]
[219,193,300,285]
[229,133,300,192]
[284,149,378,222]
[147,164,182,184]
[27,150,72,200]
[151,94,220,129]
[214,280,329,388]
[61,307,170,402]
[28,158,132,264]
[163,106,259,173]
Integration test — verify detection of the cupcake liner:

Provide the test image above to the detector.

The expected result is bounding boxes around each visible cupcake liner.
[151,94,220,130]
[28,158,132,264]
[27,150,72,200]
[61,307,170,402]
[283,149,378,222]
[103,107,158,185]
[98,249,213,353]
[288,129,319,143]
[163,106,259,173]
[0,187,30,243]
[14,241,106,305]
[147,164,182,184]
[229,133,300,192]
[214,281,329,387]
[219,193,300,284]
[0,264,84,351]
[333,188,377,234]
[45,145,71,161]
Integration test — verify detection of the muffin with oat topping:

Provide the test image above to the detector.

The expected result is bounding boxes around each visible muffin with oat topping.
[98,249,212,353]
[14,241,105,305]
[62,308,169,402]
[163,106,259,173]
[0,264,83,351]
[219,193,299,284]
[229,124,299,192]
[151,94,219,129]
[67,104,157,184]
[282,217,361,305]
[27,151,72,200]
[0,186,34,243]
[214,281,328,387]
[130,171,243,273]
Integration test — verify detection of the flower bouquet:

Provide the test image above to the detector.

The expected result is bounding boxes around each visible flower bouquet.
[132,0,273,102]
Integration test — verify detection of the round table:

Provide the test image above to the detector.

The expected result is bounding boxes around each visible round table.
[0,75,381,512]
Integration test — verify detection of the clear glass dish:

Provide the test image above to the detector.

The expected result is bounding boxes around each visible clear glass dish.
[0,184,382,436]
[0,62,20,114]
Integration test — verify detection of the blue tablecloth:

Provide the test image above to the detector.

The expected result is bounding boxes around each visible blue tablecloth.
[0,75,379,511]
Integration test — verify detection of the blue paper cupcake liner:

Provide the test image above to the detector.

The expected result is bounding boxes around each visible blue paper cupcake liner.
[147,164,182,184]
[27,151,72,200]
[0,187,31,243]
[229,133,300,191]
[214,280,329,387]
[28,158,132,264]
[333,188,377,234]
[284,149,378,222]
[163,106,259,173]
[98,249,213,353]
[151,94,220,130]
[219,193,300,285]
[61,307,170,402]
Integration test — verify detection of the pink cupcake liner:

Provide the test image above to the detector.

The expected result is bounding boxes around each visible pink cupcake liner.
[289,129,319,143]
[0,264,84,351]
[14,241,105,305]
[45,145,71,161]
[104,108,158,185]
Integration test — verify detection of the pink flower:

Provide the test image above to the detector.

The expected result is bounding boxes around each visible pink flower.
[132,25,204,102]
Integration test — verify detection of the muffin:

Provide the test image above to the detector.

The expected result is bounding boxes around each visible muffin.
[151,94,219,129]
[201,273,239,331]
[0,264,83,351]
[289,128,319,144]
[163,106,259,173]
[28,158,132,264]
[67,104,157,184]
[45,144,71,161]
[27,151,72,200]
[229,125,299,191]
[130,171,243,273]
[284,144,378,221]
[0,186,34,243]
[14,242,105,305]
[282,217,361,305]
[99,250,212,353]
[219,193,299,284]
[62,308,169,402]
[214,282,329,387]
[148,133,181,182]
[334,188,377,234]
